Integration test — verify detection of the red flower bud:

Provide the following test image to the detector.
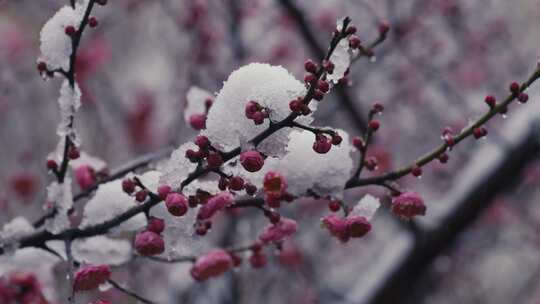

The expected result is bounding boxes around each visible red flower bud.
[165,193,188,216]
[240,150,264,172]
[134,230,165,256]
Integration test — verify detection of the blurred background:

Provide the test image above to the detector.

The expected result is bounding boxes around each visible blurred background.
[1,0,540,303]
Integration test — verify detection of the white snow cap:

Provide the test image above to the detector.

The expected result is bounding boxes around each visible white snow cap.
[203,63,310,157]
[262,129,355,197]
[72,236,132,266]
[80,178,147,234]
[39,1,89,71]
[0,217,35,243]
[350,194,381,220]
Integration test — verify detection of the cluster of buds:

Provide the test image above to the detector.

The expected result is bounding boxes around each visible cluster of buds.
[311,130,342,154]
[303,59,331,101]
[121,177,150,203]
[134,228,165,256]
[185,135,224,169]
[188,97,213,130]
[391,192,426,219]
[218,174,257,196]
[245,100,269,125]
[263,172,292,208]
[289,97,312,116]
[321,214,371,243]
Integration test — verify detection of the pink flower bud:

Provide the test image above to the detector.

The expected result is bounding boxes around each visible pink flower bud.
[321,215,349,242]
[68,146,80,160]
[379,20,390,35]
[65,25,76,36]
[304,59,318,73]
[134,230,165,256]
[157,184,171,200]
[245,100,260,119]
[74,165,96,191]
[349,35,361,49]
[147,217,165,234]
[510,82,520,94]
[245,183,257,196]
[198,192,234,220]
[135,189,148,202]
[73,265,111,292]
[323,60,335,74]
[121,178,136,194]
[411,164,422,177]
[46,159,58,171]
[229,176,244,191]
[190,249,233,281]
[391,192,426,219]
[249,252,267,269]
[263,171,287,197]
[188,114,206,130]
[346,216,371,238]
[240,150,264,172]
[165,193,188,216]
[259,218,298,243]
[318,80,330,93]
[194,135,210,149]
[207,152,223,168]
[312,134,332,154]
[484,95,496,108]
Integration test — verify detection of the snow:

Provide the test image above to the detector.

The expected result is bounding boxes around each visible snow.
[203,63,310,157]
[350,194,381,220]
[80,178,146,234]
[44,178,74,234]
[261,129,355,197]
[57,79,82,137]
[159,142,199,191]
[0,217,35,245]
[73,236,132,266]
[38,1,88,71]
